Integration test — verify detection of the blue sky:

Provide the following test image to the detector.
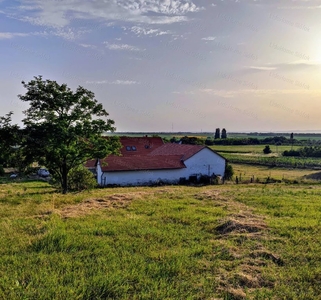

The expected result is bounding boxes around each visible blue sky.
[1,0,321,132]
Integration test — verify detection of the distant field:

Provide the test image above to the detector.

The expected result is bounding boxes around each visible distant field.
[221,152,321,169]
[211,144,299,154]
[1,180,321,299]
[231,163,321,182]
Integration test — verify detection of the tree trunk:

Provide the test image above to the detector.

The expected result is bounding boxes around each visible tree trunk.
[62,162,68,194]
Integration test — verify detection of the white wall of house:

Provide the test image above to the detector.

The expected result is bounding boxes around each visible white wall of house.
[98,148,226,186]
[183,148,226,177]
[100,168,185,186]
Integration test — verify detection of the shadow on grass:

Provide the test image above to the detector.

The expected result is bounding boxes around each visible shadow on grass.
[303,171,321,180]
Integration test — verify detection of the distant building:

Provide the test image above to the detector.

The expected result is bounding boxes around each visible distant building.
[86,136,226,186]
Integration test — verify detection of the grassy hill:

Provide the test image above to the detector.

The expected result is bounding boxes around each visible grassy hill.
[1,178,321,299]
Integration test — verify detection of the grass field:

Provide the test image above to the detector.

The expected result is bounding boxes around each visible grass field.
[211,145,299,154]
[221,153,321,170]
[231,163,321,183]
[1,174,321,299]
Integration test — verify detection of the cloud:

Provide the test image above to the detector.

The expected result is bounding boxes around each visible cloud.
[125,26,172,37]
[86,80,140,85]
[200,89,235,98]
[277,5,321,9]
[200,88,321,97]
[79,43,97,49]
[0,32,29,39]
[5,0,202,29]
[201,36,216,41]
[247,66,277,71]
[104,42,143,51]
[51,27,84,40]
[243,61,321,73]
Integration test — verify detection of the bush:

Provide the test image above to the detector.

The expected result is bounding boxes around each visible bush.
[224,163,234,181]
[263,145,272,154]
[67,165,97,192]
[0,165,4,176]
[283,150,301,157]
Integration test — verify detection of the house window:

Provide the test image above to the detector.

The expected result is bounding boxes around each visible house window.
[126,146,137,151]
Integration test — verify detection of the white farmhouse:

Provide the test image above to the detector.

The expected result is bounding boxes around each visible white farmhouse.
[86,136,226,186]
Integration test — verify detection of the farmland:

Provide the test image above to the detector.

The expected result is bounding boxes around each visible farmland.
[211,144,298,154]
[1,173,321,299]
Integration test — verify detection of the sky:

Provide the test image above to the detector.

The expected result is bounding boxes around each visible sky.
[0,0,321,133]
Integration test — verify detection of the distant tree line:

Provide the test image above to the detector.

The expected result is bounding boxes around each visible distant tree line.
[169,135,311,146]
[206,136,301,146]
[283,146,321,158]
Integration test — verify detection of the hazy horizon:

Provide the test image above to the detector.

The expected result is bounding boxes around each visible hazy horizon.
[1,0,320,132]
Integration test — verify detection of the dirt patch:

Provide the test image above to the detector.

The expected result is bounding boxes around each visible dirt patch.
[250,250,284,266]
[194,191,224,200]
[216,219,267,235]
[58,192,147,218]
[226,288,247,300]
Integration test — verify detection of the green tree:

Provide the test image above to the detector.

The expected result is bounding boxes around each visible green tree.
[221,128,227,139]
[263,145,272,154]
[19,76,121,194]
[214,128,220,139]
[0,111,21,168]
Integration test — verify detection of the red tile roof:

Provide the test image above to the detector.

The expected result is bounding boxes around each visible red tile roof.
[100,155,185,172]
[149,143,205,160]
[118,136,164,156]
[84,159,97,168]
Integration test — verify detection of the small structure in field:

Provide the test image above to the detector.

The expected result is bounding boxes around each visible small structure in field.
[86,136,226,186]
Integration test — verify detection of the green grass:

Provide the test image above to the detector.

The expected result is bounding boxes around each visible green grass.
[1,180,321,299]
[228,185,321,299]
[222,153,321,169]
[231,163,321,183]
[211,144,299,154]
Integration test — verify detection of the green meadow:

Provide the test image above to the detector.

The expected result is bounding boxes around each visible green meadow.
[1,173,321,299]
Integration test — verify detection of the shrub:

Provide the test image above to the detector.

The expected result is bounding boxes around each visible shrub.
[67,165,97,192]
[283,150,301,157]
[0,165,4,176]
[224,163,234,181]
[263,145,272,154]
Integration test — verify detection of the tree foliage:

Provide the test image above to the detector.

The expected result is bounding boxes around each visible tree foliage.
[224,163,234,181]
[221,128,227,139]
[67,165,97,192]
[180,136,204,145]
[19,76,121,193]
[0,112,23,169]
[214,128,220,139]
[263,145,272,154]
[283,146,321,158]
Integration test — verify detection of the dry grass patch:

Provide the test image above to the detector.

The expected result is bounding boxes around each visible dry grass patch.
[212,194,280,298]
[57,192,148,218]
